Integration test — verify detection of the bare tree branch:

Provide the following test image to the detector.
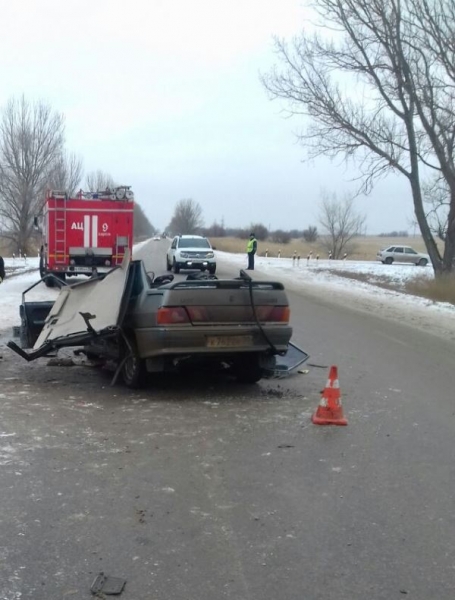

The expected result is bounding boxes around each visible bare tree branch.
[168,199,204,235]
[0,96,65,253]
[85,169,116,191]
[319,190,366,258]
[262,0,455,274]
[47,151,83,197]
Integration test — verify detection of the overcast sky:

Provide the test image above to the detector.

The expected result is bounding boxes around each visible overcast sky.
[1,0,412,234]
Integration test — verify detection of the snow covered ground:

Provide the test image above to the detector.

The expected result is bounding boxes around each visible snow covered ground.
[1,246,454,342]
[217,251,455,342]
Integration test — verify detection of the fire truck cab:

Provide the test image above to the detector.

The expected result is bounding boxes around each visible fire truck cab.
[39,187,134,286]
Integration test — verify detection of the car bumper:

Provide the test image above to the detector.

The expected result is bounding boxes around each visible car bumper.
[135,325,292,359]
[177,261,216,270]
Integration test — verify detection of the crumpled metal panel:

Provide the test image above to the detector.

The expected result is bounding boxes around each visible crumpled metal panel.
[33,251,131,349]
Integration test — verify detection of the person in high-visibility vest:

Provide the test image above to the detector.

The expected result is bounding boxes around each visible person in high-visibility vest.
[246,233,257,270]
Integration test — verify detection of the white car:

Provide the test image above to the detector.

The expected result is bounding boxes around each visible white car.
[166,235,216,274]
[153,235,160,241]
[377,245,430,266]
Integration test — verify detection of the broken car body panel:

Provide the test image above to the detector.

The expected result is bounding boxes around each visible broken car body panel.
[34,258,130,349]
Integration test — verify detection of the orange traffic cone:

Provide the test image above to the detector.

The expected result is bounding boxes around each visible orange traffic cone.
[312,365,348,426]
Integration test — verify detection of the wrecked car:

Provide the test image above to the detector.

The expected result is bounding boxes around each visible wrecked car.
[8,254,308,387]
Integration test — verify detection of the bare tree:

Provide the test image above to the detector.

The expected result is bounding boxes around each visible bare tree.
[47,151,83,196]
[303,226,319,243]
[319,192,366,258]
[85,169,116,191]
[0,96,65,253]
[271,229,292,244]
[202,220,226,237]
[422,176,450,242]
[168,199,204,234]
[262,0,455,275]
[134,203,156,239]
[248,223,269,241]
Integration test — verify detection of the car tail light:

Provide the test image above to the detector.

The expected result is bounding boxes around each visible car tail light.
[157,307,190,324]
[186,305,290,323]
[256,306,290,323]
[186,306,210,322]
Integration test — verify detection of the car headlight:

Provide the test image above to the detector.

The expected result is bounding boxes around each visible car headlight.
[206,252,214,258]
[180,252,189,258]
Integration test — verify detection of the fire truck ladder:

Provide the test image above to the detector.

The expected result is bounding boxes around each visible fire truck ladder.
[53,194,67,265]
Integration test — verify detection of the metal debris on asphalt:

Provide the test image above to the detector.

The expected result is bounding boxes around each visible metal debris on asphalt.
[90,572,126,595]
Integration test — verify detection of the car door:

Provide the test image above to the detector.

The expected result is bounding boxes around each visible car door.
[393,246,405,263]
[404,247,418,263]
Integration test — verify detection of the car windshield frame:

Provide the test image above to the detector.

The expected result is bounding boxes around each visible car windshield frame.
[177,238,211,249]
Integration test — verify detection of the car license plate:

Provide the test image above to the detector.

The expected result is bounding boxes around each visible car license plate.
[76,266,94,272]
[206,335,252,348]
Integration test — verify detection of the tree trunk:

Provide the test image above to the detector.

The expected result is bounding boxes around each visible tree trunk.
[410,177,444,275]
[442,192,455,275]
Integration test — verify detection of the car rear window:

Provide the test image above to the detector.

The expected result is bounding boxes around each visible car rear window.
[178,238,211,249]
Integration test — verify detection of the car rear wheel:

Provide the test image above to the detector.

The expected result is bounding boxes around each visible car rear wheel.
[166,257,172,271]
[234,355,263,384]
[418,258,428,266]
[384,257,393,265]
[173,259,180,274]
[121,338,146,388]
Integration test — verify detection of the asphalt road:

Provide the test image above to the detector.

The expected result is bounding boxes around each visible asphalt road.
[0,240,454,599]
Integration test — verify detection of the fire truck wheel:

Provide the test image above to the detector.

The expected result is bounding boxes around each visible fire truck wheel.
[121,338,146,388]
[44,277,55,288]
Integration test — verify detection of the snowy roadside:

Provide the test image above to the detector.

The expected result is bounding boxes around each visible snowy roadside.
[1,246,454,343]
[216,251,455,343]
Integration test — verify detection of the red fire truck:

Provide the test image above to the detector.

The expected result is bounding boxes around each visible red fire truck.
[38,186,134,286]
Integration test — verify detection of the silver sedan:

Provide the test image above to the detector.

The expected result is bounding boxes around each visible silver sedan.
[377,245,430,266]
